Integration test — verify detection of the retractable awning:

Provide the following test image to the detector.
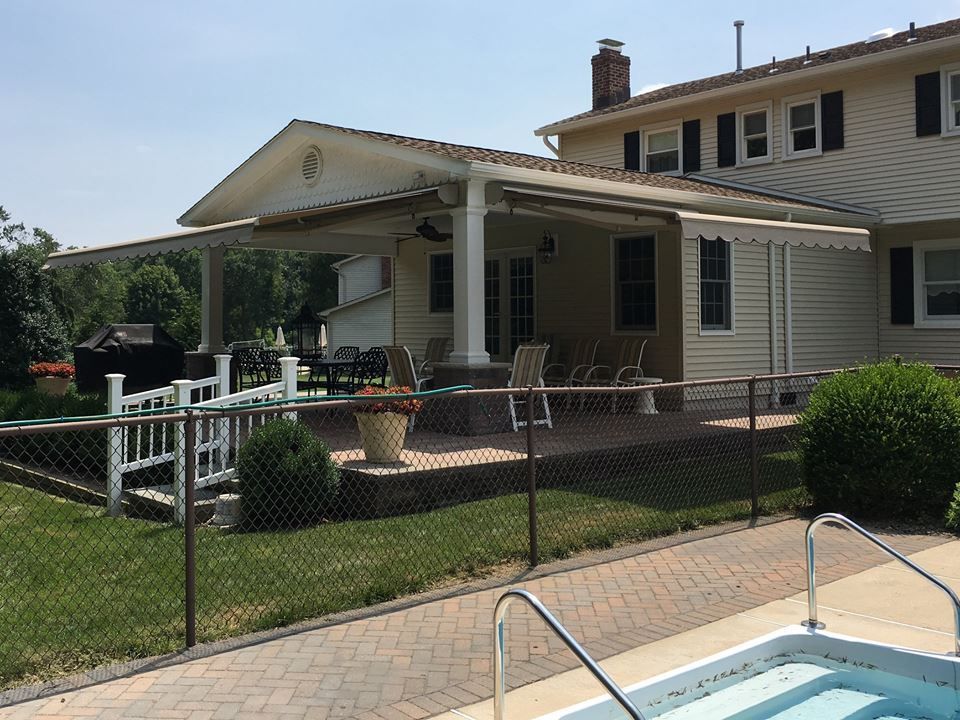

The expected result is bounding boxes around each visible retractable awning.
[43,188,444,269]
[675,211,871,252]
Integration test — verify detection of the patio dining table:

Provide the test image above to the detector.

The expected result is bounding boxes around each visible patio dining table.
[300,356,357,396]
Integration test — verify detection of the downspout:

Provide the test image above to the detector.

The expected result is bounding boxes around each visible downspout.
[542,135,560,158]
[784,244,794,373]
[768,243,780,407]
[768,244,779,374]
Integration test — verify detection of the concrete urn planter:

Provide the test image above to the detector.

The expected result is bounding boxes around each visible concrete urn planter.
[35,376,70,397]
[355,412,408,463]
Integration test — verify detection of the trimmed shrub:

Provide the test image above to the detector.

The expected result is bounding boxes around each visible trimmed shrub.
[236,419,338,530]
[798,360,960,520]
[0,388,107,476]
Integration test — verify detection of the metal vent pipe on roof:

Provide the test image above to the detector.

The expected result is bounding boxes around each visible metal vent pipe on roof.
[734,20,744,74]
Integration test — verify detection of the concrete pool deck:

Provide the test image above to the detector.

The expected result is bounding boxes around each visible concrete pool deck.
[0,519,950,720]
[439,541,960,720]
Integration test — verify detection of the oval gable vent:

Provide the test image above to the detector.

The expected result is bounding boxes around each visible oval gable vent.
[301,146,323,186]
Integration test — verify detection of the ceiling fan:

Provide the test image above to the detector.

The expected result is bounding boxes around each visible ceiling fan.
[390,218,453,243]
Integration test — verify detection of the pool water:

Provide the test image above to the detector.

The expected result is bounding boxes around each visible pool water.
[537,628,960,720]
[647,655,959,719]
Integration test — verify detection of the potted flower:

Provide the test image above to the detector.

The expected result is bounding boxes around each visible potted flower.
[29,361,75,397]
[354,385,423,463]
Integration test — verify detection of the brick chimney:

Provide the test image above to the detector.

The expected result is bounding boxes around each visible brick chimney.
[592,39,630,110]
[380,256,392,290]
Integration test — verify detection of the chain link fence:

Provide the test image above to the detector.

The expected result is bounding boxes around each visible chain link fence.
[0,370,840,688]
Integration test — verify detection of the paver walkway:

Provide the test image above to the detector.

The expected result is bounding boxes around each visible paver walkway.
[0,519,947,720]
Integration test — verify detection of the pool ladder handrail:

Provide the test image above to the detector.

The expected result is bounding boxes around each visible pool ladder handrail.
[802,512,960,655]
[494,588,645,720]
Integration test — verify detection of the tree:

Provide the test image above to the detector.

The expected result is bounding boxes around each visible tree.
[125,264,185,328]
[0,207,69,387]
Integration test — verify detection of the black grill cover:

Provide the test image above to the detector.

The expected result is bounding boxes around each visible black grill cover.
[74,324,185,393]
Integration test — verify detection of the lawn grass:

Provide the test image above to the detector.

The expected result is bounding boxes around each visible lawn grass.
[0,449,804,689]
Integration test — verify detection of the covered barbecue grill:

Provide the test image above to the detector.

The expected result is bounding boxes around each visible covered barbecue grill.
[74,324,185,393]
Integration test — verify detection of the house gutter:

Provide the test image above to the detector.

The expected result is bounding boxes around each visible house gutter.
[534,34,960,137]
[769,244,779,377]
[784,244,794,373]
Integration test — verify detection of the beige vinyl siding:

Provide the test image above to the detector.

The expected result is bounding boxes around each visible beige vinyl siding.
[392,221,684,382]
[325,290,393,355]
[682,239,781,380]
[338,255,385,303]
[788,246,878,371]
[394,238,454,363]
[877,221,960,364]
[560,48,960,222]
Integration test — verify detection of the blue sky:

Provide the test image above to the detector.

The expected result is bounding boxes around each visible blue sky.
[0,0,955,248]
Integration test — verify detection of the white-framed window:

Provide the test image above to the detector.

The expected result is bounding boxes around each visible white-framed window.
[736,101,772,165]
[782,92,821,159]
[611,233,658,333]
[428,252,454,313]
[914,238,960,328]
[941,63,960,136]
[642,125,681,175]
[699,238,735,334]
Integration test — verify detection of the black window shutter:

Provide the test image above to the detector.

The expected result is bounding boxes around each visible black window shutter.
[889,247,915,324]
[682,119,701,173]
[623,131,641,171]
[716,112,736,167]
[821,91,844,151]
[915,72,942,137]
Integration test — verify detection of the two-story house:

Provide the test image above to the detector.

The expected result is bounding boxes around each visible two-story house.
[47,18,959,388]
[533,20,960,378]
[323,255,393,355]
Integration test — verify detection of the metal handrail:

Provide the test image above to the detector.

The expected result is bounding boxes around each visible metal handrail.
[801,512,960,655]
[494,588,645,720]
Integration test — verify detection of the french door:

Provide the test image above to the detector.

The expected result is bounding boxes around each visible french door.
[484,252,536,361]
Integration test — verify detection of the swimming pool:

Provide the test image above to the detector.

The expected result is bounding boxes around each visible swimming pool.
[534,626,960,720]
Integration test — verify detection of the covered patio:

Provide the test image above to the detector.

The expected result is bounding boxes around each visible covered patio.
[45,121,876,412]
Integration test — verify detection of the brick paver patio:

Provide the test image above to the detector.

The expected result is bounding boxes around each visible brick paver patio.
[0,518,948,720]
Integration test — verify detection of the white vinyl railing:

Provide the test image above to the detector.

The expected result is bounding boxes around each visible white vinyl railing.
[104,355,300,523]
[187,357,299,501]
[104,355,232,519]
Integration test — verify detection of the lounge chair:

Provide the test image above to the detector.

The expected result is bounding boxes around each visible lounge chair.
[582,338,650,412]
[384,345,432,430]
[417,337,450,376]
[507,344,552,432]
[543,337,600,387]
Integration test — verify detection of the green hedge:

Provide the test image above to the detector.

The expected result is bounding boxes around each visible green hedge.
[237,419,338,530]
[0,388,107,476]
[798,360,960,520]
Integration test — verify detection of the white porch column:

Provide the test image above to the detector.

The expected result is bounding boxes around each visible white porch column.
[199,245,225,353]
[448,180,490,365]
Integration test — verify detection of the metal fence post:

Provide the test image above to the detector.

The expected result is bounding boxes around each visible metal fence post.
[748,376,759,518]
[184,410,197,648]
[171,380,192,525]
[526,386,538,567]
[105,373,126,517]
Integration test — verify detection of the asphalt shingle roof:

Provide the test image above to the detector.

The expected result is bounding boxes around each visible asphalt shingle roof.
[543,18,960,129]
[302,121,843,212]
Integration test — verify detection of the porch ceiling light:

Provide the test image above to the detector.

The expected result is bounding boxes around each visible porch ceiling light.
[538,231,556,264]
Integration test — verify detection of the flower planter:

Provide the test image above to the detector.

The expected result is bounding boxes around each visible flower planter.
[35,376,70,397]
[355,411,409,463]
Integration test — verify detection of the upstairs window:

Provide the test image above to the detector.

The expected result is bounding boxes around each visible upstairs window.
[613,234,657,332]
[736,102,772,165]
[429,253,454,313]
[915,240,960,327]
[943,65,960,135]
[699,238,733,332]
[643,127,680,174]
[784,93,821,158]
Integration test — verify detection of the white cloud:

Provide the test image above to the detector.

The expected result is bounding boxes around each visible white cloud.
[135,144,153,154]
[638,82,669,94]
